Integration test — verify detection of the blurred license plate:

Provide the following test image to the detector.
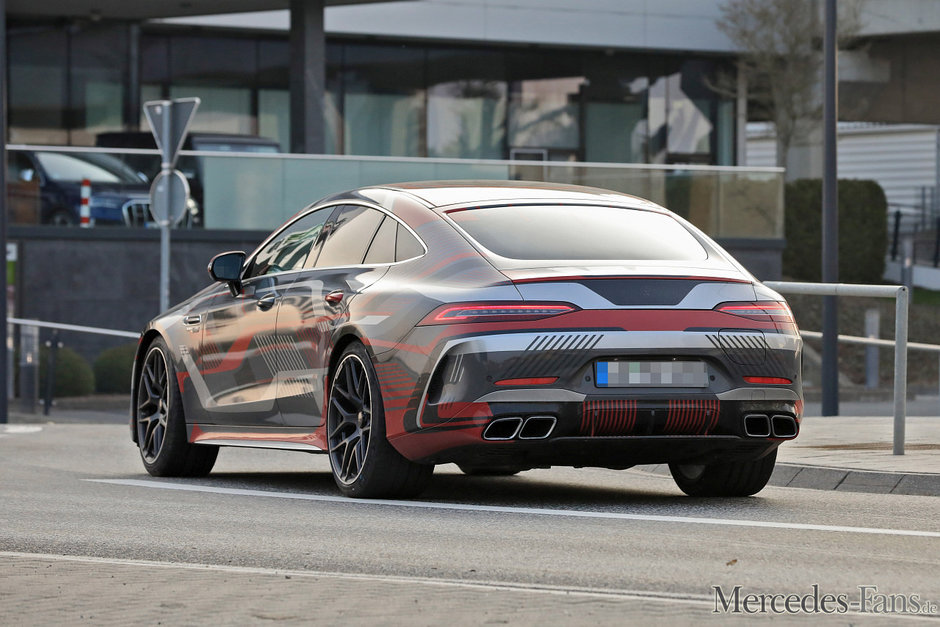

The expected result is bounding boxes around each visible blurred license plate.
[595,361,708,388]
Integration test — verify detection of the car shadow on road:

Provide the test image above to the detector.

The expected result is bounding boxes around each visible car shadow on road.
[156,468,780,512]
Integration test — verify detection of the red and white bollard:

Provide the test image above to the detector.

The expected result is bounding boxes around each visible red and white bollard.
[79,178,91,227]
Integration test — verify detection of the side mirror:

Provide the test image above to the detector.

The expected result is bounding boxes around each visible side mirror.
[208,251,246,296]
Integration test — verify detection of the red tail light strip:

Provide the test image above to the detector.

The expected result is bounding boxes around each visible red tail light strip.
[743,376,793,385]
[420,302,577,325]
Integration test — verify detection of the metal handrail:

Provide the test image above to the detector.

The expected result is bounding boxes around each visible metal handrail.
[766,281,909,455]
[8,318,138,339]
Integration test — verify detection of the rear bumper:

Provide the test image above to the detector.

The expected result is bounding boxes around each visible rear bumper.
[385,326,802,467]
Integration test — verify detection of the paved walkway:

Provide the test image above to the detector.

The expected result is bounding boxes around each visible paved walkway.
[5,405,939,496]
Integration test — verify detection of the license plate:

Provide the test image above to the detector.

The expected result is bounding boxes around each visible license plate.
[595,360,708,388]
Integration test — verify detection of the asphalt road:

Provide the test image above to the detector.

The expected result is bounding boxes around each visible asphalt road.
[2,424,938,625]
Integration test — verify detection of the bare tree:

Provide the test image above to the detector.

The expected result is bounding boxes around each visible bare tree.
[717,0,862,169]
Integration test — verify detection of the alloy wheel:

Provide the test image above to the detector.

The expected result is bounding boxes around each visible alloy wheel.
[137,347,169,463]
[328,354,373,485]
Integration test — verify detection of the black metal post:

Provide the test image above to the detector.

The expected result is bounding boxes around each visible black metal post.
[891,210,901,260]
[933,217,940,268]
[42,331,60,416]
[821,0,839,416]
[0,0,8,424]
[289,0,326,154]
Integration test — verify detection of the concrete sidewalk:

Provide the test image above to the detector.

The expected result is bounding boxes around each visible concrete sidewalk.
[5,405,938,496]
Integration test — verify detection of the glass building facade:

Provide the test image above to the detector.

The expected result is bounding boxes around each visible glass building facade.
[9,21,737,165]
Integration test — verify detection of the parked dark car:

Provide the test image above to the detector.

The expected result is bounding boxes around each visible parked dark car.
[8,149,152,226]
[96,132,281,226]
[130,181,803,499]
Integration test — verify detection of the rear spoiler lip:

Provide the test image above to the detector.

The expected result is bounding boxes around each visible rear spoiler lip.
[508,274,752,285]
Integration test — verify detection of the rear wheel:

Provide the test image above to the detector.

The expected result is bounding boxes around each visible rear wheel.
[669,449,777,497]
[136,338,217,477]
[327,343,433,498]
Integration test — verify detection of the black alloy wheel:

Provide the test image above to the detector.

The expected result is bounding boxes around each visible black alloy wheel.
[328,352,373,486]
[135,338,218,477]
[326,342,433,498]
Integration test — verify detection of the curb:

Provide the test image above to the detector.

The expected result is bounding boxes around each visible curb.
[639,463,940,497]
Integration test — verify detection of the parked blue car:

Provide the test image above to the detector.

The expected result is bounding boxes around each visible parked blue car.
[8,150,158,226]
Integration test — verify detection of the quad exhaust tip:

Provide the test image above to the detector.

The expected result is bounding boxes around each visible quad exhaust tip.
[771,414,798,438]
[482,416,556,441]
[518,416,556,440]
[743,414,771,438]
[743,413,798,438]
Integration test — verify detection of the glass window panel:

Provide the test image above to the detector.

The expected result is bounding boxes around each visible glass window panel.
[170,85,252,135]
[69,25,128,146]
[507,51,584,153]
[9,29,68,144]
[363,216,397,265]
[342,44,425,157]
[717,99,736,166]
[582,54,649,163]
[666,60,718,162]
[427,49,506,159]
[247,207,333,278]
[395,223,424,262]
[259,89,289,150]
[315,206,385,267]
[450,205,707,262]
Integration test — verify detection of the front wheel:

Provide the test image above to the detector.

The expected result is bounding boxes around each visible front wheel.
[136,337,218,477]
[327,343,433,498]
[669,449,777,497]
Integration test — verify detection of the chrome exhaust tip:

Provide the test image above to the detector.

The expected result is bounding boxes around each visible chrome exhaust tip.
[518,416,556,440]
[771,414,798,438]
[743,414,771,438]
[482,417,523,441]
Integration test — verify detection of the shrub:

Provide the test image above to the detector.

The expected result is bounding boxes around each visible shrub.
[38,345,95,398]
[94,343,138,394]
[783,179,888,283]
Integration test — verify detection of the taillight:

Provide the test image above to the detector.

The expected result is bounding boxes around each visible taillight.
[419,302,577,325]
[743,376,792,385]
[715,301,794,324]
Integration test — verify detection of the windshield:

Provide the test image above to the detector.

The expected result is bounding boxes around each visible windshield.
[448,204,709,263]
[35,152,145,184]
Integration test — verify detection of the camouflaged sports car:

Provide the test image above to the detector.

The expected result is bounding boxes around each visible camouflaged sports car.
[131,181,803,498]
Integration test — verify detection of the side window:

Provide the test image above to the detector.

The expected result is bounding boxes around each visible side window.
[314,205,385,268]
[363,216,397,265]
[244,206,333,279]
[396,223,424,261]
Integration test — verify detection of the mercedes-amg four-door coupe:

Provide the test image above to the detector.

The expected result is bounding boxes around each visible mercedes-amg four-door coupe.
[131,181,803,498]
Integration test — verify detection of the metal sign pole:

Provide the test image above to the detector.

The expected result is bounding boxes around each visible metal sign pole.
[144,97,199,313]
[160,103,172,313]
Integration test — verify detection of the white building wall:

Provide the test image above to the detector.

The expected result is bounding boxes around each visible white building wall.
[747,124,939,211]
[157,0,736,53]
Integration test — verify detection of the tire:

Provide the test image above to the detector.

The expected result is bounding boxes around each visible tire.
[458,464,524,477]
[327,342,433,498]
[136,337,218,477]
[669,448,777,497]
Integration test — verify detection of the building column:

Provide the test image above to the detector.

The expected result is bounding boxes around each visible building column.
[290,0,326,154]
[125,23,141,130]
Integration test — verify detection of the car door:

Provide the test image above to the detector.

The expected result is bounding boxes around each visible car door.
[278,204,395,427]
[195,206,333,426]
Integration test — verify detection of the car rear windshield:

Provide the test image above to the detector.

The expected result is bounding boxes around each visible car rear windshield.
[448,204,708,262]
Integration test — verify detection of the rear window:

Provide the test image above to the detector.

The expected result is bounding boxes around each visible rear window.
[448,205,708,262]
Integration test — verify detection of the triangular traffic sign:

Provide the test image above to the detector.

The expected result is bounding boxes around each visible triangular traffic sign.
[144,97,200,168]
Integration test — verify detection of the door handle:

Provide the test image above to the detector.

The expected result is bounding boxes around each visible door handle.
[182,314,202,326]
[325,290,344,304]
[257,293,278,311]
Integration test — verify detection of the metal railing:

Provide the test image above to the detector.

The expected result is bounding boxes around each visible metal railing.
[9,318,138,339]
[765,281,909,455]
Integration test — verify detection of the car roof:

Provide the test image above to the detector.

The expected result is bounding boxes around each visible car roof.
[374,180,666,213]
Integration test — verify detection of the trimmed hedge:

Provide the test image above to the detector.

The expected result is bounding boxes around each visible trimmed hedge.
[783,179,888,284]
[39,345,95,398]
[94,343,138,394]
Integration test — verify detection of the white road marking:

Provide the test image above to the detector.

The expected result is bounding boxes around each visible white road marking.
[1,425,43,434]
[0,550,711,607]
[89,478,940,539]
